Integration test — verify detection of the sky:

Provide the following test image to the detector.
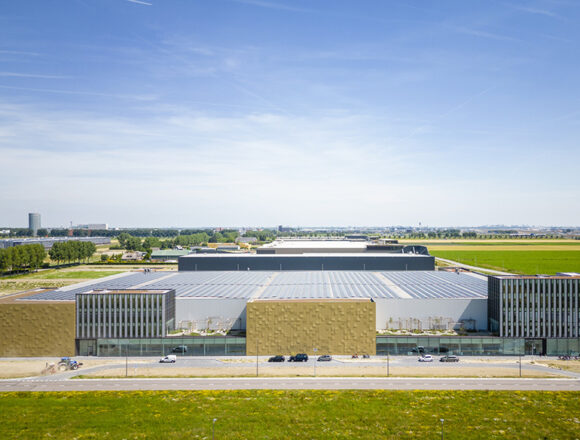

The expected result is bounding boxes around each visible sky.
[1,0,579,228]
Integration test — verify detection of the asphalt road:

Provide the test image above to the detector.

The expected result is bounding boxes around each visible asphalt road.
[1,377,579,392]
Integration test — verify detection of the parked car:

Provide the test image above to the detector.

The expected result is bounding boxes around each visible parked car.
[317,355,332,362]
[418,355,433,362]
[288,353,309,362]
[160,355,177,363]
[362,354,370,359]
[439,355,459,362]
[268,355,285,362]
[172,346,188,353]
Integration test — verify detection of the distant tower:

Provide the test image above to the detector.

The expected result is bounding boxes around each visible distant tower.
[28,213,41,236]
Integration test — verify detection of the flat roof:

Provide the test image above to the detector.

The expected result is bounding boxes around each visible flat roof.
[180,253,429,258]
[78,289,174,295]
[260,240,368,249]
[20,270,487,301]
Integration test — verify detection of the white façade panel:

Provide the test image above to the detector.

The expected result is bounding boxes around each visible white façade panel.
[175,298,247,331]
[375,298,488,331]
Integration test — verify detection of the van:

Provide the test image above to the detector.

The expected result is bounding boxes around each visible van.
[160,355,177,363]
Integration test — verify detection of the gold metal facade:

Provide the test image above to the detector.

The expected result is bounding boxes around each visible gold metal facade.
[0,302,76,357]
[246,299,376,356]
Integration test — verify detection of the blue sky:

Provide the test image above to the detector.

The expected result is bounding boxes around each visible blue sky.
[1,0,579,228]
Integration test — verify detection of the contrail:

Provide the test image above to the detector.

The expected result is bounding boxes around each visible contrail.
[397,85,496,142]
[127,0,152,5]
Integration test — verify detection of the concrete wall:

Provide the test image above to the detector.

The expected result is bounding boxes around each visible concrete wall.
[175,298,247,331]
[0,301,76,357]
[246,300,376,356]
[179,254,435,271]
[375,298,488,331]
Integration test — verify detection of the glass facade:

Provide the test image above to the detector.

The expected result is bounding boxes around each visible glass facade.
[377,336,525,355]
[76,289,176,339]
[376,336,580,356]
[76,336,579,357]
[488,276,580,338]
[77,336,246,356]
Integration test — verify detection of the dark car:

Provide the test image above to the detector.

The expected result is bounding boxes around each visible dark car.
[439,355,459,362]
[268,355,285,362]
[288,353,309,362]
[317,355,332,362]
[171,346,188,353]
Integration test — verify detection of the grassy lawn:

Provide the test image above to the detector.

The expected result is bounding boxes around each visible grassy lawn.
[431,250,580,274]
[35,270,125,279]
[0,390,578,439]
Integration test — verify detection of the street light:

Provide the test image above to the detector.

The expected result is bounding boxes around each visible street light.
[212,418,217,440]
[440,418,444,440]
[313,348,317,377]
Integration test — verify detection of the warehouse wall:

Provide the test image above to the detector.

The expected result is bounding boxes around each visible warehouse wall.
[375,298,488,331]
[0,301,76,357]
[179,255,435,271]
[246,300,376,356]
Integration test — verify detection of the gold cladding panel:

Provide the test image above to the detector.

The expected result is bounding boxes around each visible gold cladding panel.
[0,303,76,357]
[246,301,375,356]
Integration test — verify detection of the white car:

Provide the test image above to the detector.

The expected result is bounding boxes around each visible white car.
[418,355,433,362]
[159,355,177,363]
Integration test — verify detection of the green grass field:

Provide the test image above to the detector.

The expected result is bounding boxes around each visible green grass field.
[431,250,580,274]
[1,390,578,439]
[35,270,125,279]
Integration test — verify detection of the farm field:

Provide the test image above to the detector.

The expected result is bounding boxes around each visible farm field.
[431,250,580,275]
[0,390,579,439]
[399,239,580,274]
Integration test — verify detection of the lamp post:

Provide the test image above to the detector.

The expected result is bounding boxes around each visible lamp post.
[440,418,444,440]
[313,348,317,377]
[519,354,522,377]
[256,339,259,377]
[212,418,217,440]
[387,353,390,377]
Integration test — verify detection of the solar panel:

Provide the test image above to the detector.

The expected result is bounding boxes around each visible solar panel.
[19,270,488,302]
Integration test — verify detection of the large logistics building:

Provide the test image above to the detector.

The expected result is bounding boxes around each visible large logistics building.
[178,253,434,271]
[0,240,579,357]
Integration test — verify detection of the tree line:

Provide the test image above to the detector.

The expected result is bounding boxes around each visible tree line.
[0,244,46,273]
[48,241,97,265]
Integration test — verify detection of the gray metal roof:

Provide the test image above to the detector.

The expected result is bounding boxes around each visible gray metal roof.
[20,270,487,301]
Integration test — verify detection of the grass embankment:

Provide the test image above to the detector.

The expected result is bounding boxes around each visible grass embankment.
[1,390,579,439]
[0,270,127,295]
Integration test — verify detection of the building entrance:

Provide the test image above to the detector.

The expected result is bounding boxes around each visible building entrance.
[525,339,545,356]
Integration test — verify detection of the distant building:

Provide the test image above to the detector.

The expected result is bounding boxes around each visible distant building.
[28,213,41,236]
[0,236,110,250]
[73,224,108,230]
[235,237,258,244]
[150,249,191,262]
[121,251,146,261]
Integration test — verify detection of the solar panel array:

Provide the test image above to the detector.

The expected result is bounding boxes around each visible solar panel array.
[379,271,487,299]
[20,270,487,301]
[140,271,273,299]
[261,271,395,299]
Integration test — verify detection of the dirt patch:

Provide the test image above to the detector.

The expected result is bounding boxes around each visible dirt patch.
[535,360,580,373]
[80,365,563,379]
[0,359,150,379]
